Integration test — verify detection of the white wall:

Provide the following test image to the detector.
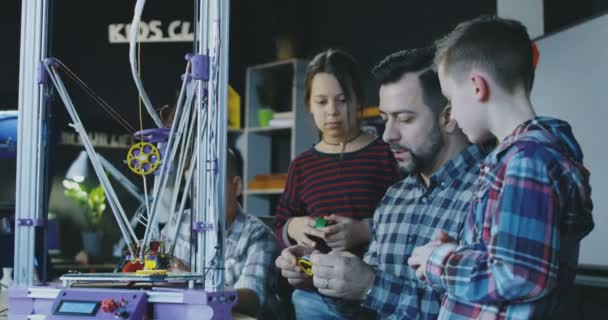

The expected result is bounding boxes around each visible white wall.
[497,0,544,38]
[531,13,608,266]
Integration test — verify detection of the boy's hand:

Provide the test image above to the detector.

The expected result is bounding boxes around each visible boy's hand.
[409,230,458,281]
[170,257,190,272]
[74,250,89,265]
[435,230,457,244]
[408,240,442,281]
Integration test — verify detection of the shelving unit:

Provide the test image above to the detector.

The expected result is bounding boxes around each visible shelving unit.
[244,188,284,195]
[240,59,317,217]
[246,126,292,133]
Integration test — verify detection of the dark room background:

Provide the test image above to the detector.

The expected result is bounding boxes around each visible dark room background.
[1,0,607,262]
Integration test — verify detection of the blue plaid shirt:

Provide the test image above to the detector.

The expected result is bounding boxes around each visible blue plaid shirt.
[425,117,594,320]
[161,209,276,304]
[363,144,484,319]
[224,212,277,305]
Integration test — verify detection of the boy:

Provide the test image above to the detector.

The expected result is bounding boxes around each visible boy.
[408,16,594,319]
[161,149,276,317]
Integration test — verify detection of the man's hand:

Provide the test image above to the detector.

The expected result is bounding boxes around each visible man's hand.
[310,251,375,300]
[318,215,370,251]
[287,216,327,247]
[408,230,456,281]
[275,245,314,288]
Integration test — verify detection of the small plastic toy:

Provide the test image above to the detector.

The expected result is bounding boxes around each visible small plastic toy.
[120,241,171,276]
[309,216,333,253]
[296,216,335,275]
[297,255,313,276]
[314,216,329,228]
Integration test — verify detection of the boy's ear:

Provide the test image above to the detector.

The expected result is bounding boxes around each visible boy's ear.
[232,176,243,198]
[471,73,489,102]
[440,106,459,134]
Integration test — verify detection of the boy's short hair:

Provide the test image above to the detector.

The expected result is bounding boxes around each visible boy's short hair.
[372,47,448,114]
[227,147,243,179]
[435,15,535,93]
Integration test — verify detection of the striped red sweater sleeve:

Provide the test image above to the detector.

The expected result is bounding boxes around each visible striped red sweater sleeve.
[274,138,402,249]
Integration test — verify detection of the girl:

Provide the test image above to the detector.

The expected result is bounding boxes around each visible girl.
[274,49,401,319]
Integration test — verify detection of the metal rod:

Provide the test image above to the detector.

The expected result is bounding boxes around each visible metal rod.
[211,0,230,290]
[14,0,50,287]
[169,83,197,220]
[98,154,145,203]
[46,66,137,257]
[140,64,193,260]
[194,0,210,277]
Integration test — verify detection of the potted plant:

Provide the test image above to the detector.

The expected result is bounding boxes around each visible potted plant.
[256,73,278,127]
[63,180,106,258]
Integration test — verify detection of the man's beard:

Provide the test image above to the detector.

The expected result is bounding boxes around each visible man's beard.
[393,126,444,176]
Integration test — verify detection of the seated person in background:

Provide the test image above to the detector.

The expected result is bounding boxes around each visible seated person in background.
[161,148,277,317]
[274,49,402,319]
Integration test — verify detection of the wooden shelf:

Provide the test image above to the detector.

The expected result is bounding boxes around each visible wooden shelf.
[243,59,313,216]
[362,106,380,118]
[247,126,292,133]
[244,188,284,195]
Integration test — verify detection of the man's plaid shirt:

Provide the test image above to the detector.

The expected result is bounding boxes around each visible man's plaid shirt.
[363,144,484,319]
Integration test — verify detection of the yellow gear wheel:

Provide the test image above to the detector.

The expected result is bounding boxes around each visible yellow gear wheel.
[126,142,161,176]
